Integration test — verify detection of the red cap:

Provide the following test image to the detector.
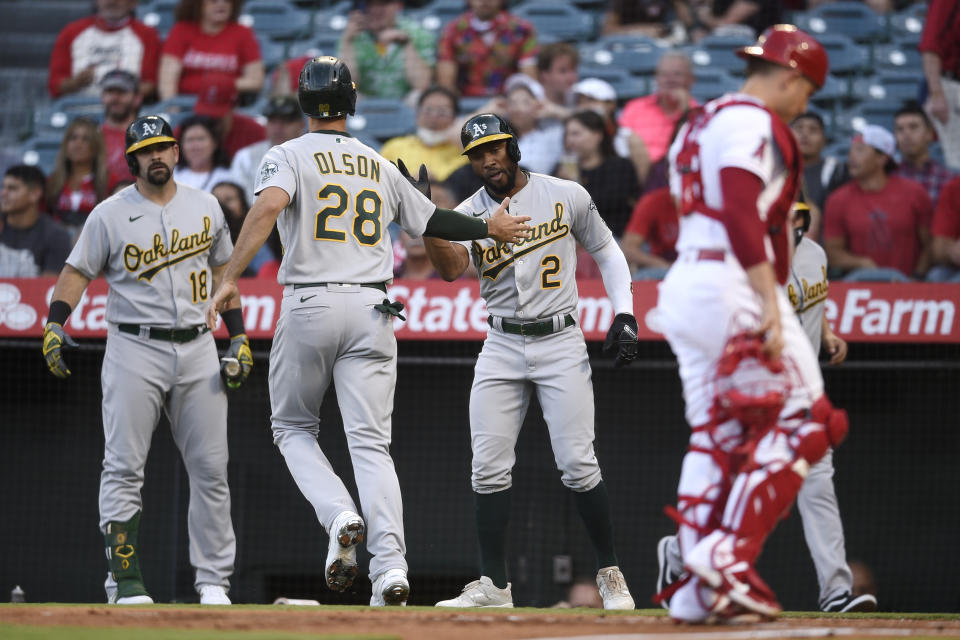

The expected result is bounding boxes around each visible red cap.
[194,74,238,118]
[736,24,828,89]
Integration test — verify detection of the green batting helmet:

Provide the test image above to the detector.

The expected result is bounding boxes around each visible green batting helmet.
[460,113,521,162]
[124,115,176,175]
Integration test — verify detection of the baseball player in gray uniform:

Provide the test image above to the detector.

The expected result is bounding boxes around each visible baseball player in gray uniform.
[656,203,876,614]
[421,114,638,609]
[205,57,532,606]
[42,115,252,606]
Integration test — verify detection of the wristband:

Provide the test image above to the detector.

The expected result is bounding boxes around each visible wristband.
[221,307,246,337]
[48,300,72,326]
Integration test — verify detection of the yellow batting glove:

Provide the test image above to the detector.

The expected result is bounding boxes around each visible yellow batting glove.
[42,322,78,379]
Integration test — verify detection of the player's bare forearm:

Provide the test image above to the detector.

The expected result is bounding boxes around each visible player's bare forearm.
[745,261,783,359]
[212,264,241,311]
[424,237,470,281]
[50,265,92,310]
[222,187,289,284]
[235,61,265,94]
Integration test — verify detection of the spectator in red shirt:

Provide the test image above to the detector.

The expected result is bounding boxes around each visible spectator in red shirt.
[824,125,934,281]
[618,52,697,165]
[159,0,264,102]
[928,175,960,282]
[48,0,160,99]
[46,118,110,237]
[620,186,678,280]
[99,69,142,187]
[893,102,955,207]
[919,0,960,172]
[436,0,539,98]
[189,74,266,161]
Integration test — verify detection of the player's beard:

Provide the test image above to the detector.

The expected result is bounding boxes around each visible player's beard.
[481,161,519,199]
[145,163,172,186]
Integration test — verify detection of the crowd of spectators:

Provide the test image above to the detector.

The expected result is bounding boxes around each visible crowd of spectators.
[0,0,954,284]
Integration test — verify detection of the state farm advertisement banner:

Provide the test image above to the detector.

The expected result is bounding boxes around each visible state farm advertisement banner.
[0,278,958,343]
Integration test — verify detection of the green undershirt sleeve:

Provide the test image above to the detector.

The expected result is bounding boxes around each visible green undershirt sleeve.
[422,207,488,241]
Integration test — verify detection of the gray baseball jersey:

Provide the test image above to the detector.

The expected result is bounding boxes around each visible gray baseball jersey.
[67,184,233,324]
[69,182,236,598]
[255,132,437,284]
[455,172,614,319]
[786,235,855,606]
[256,130,436,585]
[786,236,829,354]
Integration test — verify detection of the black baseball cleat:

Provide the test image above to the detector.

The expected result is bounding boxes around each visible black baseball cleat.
[821,592,878,613]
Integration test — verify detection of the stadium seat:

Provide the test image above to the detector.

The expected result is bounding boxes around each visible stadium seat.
[852,71,922,104]
[584,35,666,76]
[257,36,287,71]
[872,43,923,72]
[33,95,104,136]
[347,98,416,141]
[810,73,850,109]
[153,94,198,115]
[511,1,597,42]
[834,100,901,137]
[815,34,870,75]
[793,1,886,43]
[136,0,177,37]
[888,3,926,42]
[687,33,755,74]
[409,0,466,34]
[19,135,63,173]
[286,34,342,60]
[690,69,740,103]
[239,0,310,41]
[313,0,352,33]
[577,66,648,103]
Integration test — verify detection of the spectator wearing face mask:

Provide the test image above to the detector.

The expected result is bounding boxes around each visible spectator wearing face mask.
[380,86,468,182]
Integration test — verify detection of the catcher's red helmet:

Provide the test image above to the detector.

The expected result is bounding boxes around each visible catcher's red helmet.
[736,24,828,89]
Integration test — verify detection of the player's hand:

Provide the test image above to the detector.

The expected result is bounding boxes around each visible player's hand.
[753,304,784,362]
[823,330,847,366]
[206,280,239,331]
[224,333,253,388]
[603,313,639,368]
[397,159,431,199]
[926,92,949,124]
[486,197,532,244]
[42,322,78,379]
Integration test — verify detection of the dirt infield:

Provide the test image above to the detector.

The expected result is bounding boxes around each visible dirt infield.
[2,605,960,640]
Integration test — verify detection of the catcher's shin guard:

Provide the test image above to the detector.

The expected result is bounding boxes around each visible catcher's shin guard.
[105,511,150,599]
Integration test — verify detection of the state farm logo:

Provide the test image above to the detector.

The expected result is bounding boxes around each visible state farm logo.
[0,283,37,331]
[828,288,956,337]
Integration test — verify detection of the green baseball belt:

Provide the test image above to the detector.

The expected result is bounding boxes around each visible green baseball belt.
[489,314,576,336]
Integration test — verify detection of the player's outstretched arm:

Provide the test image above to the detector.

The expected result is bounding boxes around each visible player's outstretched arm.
[423,237,470,281]
[591,241,639,367]
[207,186,288,329]
[423,197,531,244]
[43,265,92,379]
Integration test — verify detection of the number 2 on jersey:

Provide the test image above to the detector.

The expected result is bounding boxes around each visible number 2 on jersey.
[540,255,561,289]
[189,270,208,302]
[315,184,382,246]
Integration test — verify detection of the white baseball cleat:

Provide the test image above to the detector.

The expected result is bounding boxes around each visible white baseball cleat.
[325,510,364,592]
[596,566,635,610]
[199,584,231,605]
[436,576,513,608]
[370,568,409,606]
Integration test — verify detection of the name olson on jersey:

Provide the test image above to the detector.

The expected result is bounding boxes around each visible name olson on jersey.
[123,216,213,281]
[477,202,570,280]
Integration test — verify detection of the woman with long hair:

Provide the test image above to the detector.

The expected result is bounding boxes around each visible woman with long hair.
[211,180,279,277]
[159,0,264,101]
[556,109,640,238]
[46,117,109,235]
[174,115,234,191]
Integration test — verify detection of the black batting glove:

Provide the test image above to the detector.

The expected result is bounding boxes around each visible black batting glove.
[603,313,639,368]
[397,158,431,200]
